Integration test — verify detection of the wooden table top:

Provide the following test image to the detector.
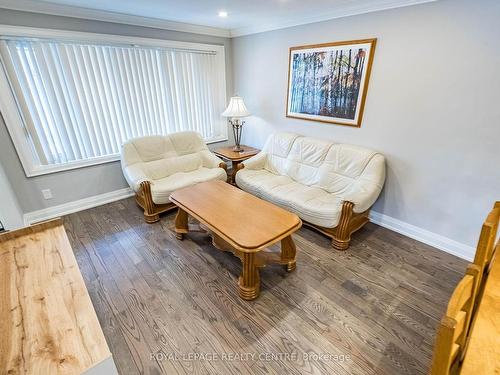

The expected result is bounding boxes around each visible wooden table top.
[214,145,260,161]
[0,219,112,375]
[461,246,500,374]
[170,180,301,251]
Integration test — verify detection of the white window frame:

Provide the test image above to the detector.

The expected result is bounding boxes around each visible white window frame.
[0,25,227,177]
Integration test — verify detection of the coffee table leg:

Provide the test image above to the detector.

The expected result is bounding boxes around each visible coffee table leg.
[281,235,297,272]
[174,208,188,240]
[239,252,260,300]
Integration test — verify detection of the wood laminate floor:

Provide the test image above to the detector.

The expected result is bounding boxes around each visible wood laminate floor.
[64,197,467,375]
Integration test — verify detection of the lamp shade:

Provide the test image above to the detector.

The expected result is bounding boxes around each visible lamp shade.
[221,96,250,118]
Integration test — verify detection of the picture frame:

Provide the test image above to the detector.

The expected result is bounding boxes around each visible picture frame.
[286,38,377,127]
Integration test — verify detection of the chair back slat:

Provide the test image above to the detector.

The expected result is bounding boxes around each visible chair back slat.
[446,276,474,317]
[429,265,481,375]
[486,202,499,272]
[491,241,499,274]
[474,204,500,273]
[452,310,466,343]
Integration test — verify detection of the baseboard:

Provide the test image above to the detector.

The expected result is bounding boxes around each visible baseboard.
[23,188,475,261]
[24,187,134,225]
[369,211,475,261]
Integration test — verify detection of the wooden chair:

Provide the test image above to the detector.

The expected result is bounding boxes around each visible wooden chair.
[472,202,500,284]
[429,264,481,375]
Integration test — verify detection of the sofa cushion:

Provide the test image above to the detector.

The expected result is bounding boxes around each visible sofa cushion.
[262,132,298,175]
[236,169,343,228]
[287,137,331,186]
[144,153,203,180]
[151,167,227,204]
[169,131,208,155]
[318,144,378,194]
[122,136,177,165]
[325,144,378,177]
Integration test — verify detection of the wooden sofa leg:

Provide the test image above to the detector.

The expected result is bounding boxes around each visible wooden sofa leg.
[140,181,160,224]
[331,201,354,251]
[144,212,160,224]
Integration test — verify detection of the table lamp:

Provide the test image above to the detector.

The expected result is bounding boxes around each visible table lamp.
[222,96,250,152]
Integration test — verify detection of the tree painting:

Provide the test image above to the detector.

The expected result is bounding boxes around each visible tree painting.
[287,39,376,127]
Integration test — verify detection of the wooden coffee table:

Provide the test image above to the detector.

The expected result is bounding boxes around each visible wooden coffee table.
[169,180,302,300]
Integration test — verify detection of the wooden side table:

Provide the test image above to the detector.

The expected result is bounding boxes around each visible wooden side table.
[214,145,260,184]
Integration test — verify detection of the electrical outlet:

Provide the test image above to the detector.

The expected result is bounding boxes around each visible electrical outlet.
[42,189,53,200]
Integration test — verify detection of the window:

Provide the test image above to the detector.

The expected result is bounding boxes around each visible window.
[0,27,227,176]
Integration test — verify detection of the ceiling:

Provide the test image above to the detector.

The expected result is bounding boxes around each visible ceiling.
[0,0,437,37]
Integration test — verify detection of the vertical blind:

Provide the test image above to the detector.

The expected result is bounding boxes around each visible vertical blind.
[0,38,226,167]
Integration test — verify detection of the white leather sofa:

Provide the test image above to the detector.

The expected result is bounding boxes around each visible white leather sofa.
[121,131,227,223]
[235,132,385,250]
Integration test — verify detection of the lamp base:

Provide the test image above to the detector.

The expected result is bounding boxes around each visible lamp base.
[230,120,244,154]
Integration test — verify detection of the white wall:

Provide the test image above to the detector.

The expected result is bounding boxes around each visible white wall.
[232,0,500,250]
[0,160,23,230]
[0,8,234,214]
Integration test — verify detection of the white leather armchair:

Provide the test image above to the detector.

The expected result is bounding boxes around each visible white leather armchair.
[235,132,386,250]
[121,131,227,223]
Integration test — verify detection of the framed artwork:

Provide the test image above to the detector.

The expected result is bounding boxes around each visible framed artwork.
[286,38,377,127]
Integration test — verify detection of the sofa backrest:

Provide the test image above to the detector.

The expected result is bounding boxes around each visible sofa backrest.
[262,132,384,194]
[121,131,208,180]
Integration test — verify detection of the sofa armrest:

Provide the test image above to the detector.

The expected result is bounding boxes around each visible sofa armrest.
[341,154,386,213]
[199,150,224,169]
[241,152,267,170]
[122,163,151,192]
